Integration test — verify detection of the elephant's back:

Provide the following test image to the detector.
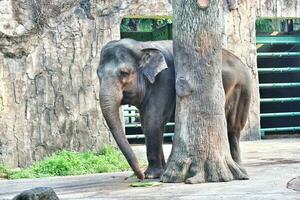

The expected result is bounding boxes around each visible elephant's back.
[222,50,250,84]
[222,49,251,98]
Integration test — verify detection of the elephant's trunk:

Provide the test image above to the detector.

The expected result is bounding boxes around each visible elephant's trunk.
[99,91,144,180]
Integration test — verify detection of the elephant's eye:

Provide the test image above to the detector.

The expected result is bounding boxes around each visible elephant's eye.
[119,70,130,78]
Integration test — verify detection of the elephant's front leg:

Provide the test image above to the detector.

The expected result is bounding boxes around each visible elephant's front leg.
[141,116,166,179]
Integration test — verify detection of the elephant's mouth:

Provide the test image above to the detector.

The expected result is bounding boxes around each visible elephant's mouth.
[122,91,136,105]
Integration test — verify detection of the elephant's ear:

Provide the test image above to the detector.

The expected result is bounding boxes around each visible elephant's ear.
[139,48,168,84]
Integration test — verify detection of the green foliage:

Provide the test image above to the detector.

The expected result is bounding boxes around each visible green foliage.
[256,19,275,33]
[9,169,37,179]
[0,164,7,173]
[138,19,153,32]
[5,146,130,179]
[120,17,173,32]
[120,18,132,32]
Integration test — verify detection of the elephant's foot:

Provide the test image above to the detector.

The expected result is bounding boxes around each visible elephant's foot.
[144,166,163,179]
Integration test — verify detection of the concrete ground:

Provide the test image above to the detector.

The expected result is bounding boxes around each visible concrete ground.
[1,138,300,200]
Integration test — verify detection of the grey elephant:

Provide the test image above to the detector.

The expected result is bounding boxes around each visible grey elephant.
[97,38,251,180]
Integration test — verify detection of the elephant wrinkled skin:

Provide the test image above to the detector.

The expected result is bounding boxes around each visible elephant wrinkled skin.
[97,39,251,180]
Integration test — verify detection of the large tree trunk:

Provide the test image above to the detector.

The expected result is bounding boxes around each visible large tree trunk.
[161,0,248,183]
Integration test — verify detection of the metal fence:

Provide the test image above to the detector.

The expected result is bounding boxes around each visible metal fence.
[257,35,300,137]
[121,29,300,140]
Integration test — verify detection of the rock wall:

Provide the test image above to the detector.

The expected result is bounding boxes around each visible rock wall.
[257,0,300,18]
[0,0,171,168]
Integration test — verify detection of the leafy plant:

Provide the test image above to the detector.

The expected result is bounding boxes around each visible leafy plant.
[120,18,132,32]
[6,146,130,179]
[256,19,275,33]
[120,17,173,32]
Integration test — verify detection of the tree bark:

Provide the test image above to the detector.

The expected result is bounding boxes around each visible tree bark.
[161,0,248,183]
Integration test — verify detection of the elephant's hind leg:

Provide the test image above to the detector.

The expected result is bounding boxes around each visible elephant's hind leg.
[226,85,250,164]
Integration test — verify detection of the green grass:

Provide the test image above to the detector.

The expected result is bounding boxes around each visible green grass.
[1,146,131,179]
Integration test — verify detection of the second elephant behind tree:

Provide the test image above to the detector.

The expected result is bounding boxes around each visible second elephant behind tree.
[97,39,251,180]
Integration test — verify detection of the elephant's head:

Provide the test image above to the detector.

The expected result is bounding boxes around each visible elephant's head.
[97,39,169,179]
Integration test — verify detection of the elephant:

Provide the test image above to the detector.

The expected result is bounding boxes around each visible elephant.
[97,38,251,180]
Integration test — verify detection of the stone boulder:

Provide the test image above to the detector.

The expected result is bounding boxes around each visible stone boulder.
[13,187,59,200]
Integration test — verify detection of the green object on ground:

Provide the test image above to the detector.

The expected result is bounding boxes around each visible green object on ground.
[5,146,130,179]
[130,182,162,187]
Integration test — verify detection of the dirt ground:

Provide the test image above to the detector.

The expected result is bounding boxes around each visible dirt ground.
[0,138,300,200]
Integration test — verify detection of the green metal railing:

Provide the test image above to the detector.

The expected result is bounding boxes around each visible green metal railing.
[259,82,300,88]
[257,52,300,57]
[122,35,300,140]
[260,97,300,103]
[261,126,300,133]
[258,67,300,73]
[261,112,300,118]
[256,36,300,45]
[260,127,300,137]
[123,104,175,139]
[125,122,175,128]
[124,113,140,118]
[126,133,174,139]
[257,35,300,137]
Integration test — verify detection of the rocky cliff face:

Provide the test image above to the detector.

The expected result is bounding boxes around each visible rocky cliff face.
[0,0,171,167]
